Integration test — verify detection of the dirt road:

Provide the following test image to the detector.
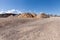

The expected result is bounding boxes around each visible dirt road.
[0,17,60,40]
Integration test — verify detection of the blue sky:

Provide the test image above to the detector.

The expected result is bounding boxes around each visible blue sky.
[0,0,60,15]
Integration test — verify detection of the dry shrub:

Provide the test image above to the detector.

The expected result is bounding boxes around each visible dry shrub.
[36,13,50,18]
[18,13,36,18]
[31,13,37,17]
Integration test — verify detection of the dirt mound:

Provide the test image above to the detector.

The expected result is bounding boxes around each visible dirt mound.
[18,13,36,18]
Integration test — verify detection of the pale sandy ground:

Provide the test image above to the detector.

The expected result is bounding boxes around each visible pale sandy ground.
[0,17,60,40]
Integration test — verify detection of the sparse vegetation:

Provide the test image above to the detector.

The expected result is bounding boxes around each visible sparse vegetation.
[0,12,50,19]
[18,12,36,18]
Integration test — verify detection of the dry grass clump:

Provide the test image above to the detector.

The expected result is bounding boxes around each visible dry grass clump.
[18,12,50,19]
[36,13,50,18]
[18,13,37,18]
[31,13,37,17]
[2,12,50,19]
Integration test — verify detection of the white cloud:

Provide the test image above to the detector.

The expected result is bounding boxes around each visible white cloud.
[0,9,22,14]
[0,11,5,14]
[5,9,15,13]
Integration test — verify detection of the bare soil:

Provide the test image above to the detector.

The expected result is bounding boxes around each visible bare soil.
[0,17,60,40]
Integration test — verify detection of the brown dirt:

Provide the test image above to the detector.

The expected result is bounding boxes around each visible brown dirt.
[0,17,60,40]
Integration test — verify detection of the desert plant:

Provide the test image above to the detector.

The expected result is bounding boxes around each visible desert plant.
[36,13,50,18]
[18,12,36,18]
[40,13,50,18]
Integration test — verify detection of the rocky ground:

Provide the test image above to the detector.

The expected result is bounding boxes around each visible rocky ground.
[0,17,60,40]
